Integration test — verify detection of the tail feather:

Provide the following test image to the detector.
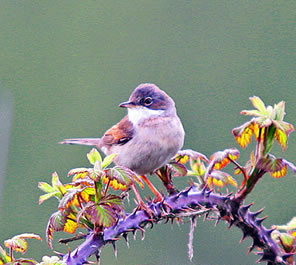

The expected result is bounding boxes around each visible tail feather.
[59,138,101,147]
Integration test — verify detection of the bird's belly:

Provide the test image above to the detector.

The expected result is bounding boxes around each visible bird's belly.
[111,122,184,175]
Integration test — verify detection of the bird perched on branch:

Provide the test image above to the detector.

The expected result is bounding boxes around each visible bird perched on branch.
[60,83,185,204]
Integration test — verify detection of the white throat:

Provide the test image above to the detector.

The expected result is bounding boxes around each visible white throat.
[128,107,165,125]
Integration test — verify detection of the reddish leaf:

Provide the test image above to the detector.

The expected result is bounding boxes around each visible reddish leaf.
[168,161,188,177]
[207,170,237,188]
[210,148,240,170]
[175,149,209,163]
[46,211,67,248]
[4,234,41,254]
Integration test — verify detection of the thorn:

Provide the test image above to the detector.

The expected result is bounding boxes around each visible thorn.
[73,248,79,258]
[133,229,137,240]
[265,228,275,235]
[138,227,145,240]
[53,251,64,258]
[239,203,254,215]
[239,232,248,243]
[181,186,191,197]
[250,208,264,218]
[122,233,129,248]
[95,250,100,263]
[214,217,221,226]
[255,256,265,263]
[255,216,267,226]
[227,219,236,230]
[201,185,208,195]
[282,253,295,261]
[205,188,214,196]
[65,253,71,263]
[111,241,117,257]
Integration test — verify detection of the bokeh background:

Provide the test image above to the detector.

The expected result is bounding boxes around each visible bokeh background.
[0,1,295,264]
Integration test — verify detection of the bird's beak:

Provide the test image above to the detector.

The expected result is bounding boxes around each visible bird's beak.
[119,101,136,108]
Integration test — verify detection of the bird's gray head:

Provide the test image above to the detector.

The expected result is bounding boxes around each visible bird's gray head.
[119,83,177,125]
[120,83,175,111]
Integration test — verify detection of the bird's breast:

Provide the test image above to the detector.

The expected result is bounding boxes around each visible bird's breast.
[111,116,185,175]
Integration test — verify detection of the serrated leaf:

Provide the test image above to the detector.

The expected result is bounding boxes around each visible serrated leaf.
[13,258,38,264]
[232,121,259,148]
[207,170,237,188]
[210,148,240,170]
[87,148,102,165]
[0,246,11,264]
[101,153,117,169]
[58,189,80,210]
[279,233,295,252]
[249,96,267,114]
[275,128,288,151]
[15,234,42,241]
[51,172,67,195]
[4,234,41,254]
[46,211,68,248]
[168,161,187,177]
[84,202,117,228]
[39,191,61,204]
[64,213,78,234]
[175,149,209,163]
[189,158,206,176]
[240,109,264,117]
[4,238,27,254]
[257,157,287,178]
[273,217,296,233]
[38,182,56,193]
[270,165,287,178]
[273,101,285,121]
[67,168,90,177]
[104,166,141,190]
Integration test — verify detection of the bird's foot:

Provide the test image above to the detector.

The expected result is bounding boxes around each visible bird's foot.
[135,200,156,219]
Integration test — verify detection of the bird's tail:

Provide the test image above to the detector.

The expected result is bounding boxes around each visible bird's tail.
[59,138,101,147]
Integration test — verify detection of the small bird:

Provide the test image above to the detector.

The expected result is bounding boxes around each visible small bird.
[60,83,185,202]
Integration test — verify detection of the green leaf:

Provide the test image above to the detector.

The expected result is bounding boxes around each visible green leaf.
[168,161,187,177]
[51,172,67,195]
[279,233,295,252]
[249,96,267,114]
[84,202,117,228]
[273,217,296,231]
[101,153,117,169]
[87,148,102,166]
[240,109,264,117]
[4,234,41,254]
[273,101,285,121]
[0,245,11,264]
[39,191,61,204]
[38,182,56,193]
[105,166,134,186]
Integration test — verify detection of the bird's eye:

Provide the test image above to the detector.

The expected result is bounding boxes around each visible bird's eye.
[143,97,153,106]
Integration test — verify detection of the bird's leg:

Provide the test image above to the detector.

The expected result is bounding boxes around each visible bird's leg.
[140,175,163,202]
[131,184,155,218]
[155,166,178,195]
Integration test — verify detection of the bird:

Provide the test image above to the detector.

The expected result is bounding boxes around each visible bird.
[60,83,185,204]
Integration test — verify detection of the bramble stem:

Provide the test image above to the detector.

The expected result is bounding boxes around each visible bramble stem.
[234,167,266,202]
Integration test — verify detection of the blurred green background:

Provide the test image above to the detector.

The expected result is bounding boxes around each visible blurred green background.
[0,1,295,264]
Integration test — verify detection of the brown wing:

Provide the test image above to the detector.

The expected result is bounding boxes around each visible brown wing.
[101,115,134,147]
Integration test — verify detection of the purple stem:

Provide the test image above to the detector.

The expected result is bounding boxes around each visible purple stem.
[63,186,289,265]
